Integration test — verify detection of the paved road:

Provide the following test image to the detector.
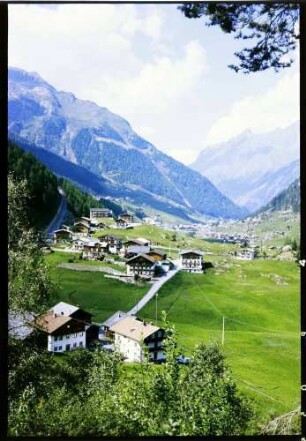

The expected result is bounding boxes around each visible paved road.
[128,261,181,315]
[45,187,68,237]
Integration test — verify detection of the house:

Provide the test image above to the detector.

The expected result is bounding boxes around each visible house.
[53,229,73,244]
[82,241,103,260]
[126,253,156,276]
[73,221,91,235]
[90,207,113,221]
[125,245,151,259]
[109,315,165,362]
[179,249,204,273]
[98,234,122,254]
[119,213,134,223]
[31,302,99,353]
[71,237,90,251]
[135,237,151,246]
[74,216,91,227]
[116,218,129,229]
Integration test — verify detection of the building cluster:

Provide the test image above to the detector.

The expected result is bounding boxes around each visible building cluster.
[10,302,166,363]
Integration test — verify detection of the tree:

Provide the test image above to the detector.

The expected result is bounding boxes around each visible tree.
[179,3,299,73]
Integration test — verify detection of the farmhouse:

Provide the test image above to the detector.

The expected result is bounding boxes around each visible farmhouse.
[126,253,156,276]
[32,302,98,353]
[109,315,165,362]
[98,234,123,254]
[82,241,103,260]
[102,310,128,336]
[74,216,91,227]
[119,213,134,223]
[73,221,91,234]
[116,218,129,229]
[179,249,204,273]
[125,245,151,259]
[71,237,90,251]
[90,207,113,220]
[53,229,72,244]
[236,249,255,260]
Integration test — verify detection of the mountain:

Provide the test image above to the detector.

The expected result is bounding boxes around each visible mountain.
[8,67,247,220]
[191,123,299,212]
[256,178,300,214]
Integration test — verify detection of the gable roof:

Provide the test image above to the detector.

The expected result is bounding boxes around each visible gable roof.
[53,229,72,234]
[110,316,160,342]
[74,221,90,228]
[33,311,73,334]
[126,253,156,264]
[51,302,80,316]
[179,249,204,256]
[147,249,167,256]
[102,310,128,328]
[126,245,151,255]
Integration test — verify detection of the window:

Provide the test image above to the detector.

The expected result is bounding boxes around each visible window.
[58,336,62,341]
[79,342,83,347]
[79,332,83,336]
[73,333,77,338]
[73,343,77,348]
[54,347,58,352]
[66,335,70,339]
[54,336,58,341]
[58,346,62,350]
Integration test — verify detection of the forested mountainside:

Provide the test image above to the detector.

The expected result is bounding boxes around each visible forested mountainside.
[256,179,300,214]
[8,140,123,226]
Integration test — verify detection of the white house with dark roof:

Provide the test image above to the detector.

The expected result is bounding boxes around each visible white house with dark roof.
[126,253,156,276]
[32,302,98,353]
[179,249,204,273]
[110,315,165,362]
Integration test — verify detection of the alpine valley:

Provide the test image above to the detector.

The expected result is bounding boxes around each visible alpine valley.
[191,122,299,212]
[8,67,247,222]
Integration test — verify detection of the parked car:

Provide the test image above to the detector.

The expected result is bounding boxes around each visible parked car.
[176,355,191,365]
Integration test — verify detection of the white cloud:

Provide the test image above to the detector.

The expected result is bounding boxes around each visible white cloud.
[205,70,299,146]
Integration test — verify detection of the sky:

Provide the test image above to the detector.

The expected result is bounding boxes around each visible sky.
[8,3,300,165]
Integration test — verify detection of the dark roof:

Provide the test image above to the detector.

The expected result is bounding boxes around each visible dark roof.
[180,249,204,256]
[126,253,156,264]
[148,249,167,256]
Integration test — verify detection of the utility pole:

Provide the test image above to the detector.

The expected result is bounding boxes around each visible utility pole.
[222,316,225,345]
[155,293,158,324]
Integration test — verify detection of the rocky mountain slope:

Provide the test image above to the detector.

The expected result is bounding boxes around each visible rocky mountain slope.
[256,178,300,214]
[191,123,299,212]
[8,67,247,220]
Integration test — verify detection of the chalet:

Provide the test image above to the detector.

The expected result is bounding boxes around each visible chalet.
[116,218,129,229]
[119,213,134,223]
[74,217,91,227]
[53,229,73,244]
[125,245,151,259]
[110,316,165,362]
[147,249,167,262]
[98,234,122,254]
[179,249,204,273]
[31,302,99,353]
[90,207,113,221]
[73,221,91,234]
[126,253,156,276]
[82,241,103,260]
[71,237,90,251]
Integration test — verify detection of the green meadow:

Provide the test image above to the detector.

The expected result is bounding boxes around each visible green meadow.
[140,259,300,424]
[45,247,300,427]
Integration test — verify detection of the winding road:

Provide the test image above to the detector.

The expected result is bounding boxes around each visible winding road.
[128,261,180,315]
[45,187,68,237]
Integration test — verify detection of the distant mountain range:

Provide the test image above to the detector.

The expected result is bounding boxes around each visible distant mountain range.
[191,123,299,212]
[8,67,247,221]
[256,178,300,214]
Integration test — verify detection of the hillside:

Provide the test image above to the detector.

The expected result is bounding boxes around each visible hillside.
[8,139,60,229]
[8,67,247,220]
[8,140,124,226]
[256,179,300,214]
[191,123,299,212]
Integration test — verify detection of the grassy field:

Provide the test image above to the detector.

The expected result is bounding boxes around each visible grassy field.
[45,251,148,322]
[139,259,300,425]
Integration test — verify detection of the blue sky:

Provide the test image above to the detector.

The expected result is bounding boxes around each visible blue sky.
[8,3,299,164]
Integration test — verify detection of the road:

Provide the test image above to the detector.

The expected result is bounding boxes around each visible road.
[128,261,180,315]
[45,187,68,237]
